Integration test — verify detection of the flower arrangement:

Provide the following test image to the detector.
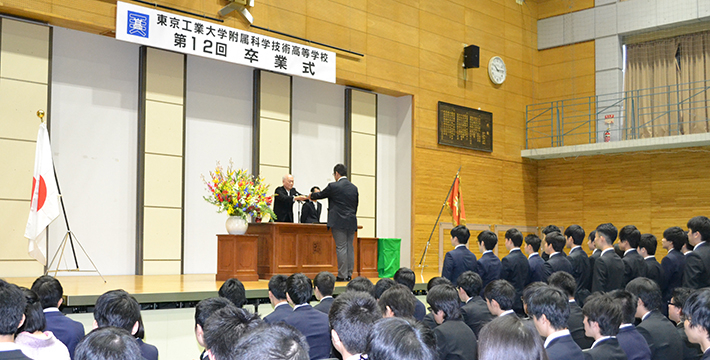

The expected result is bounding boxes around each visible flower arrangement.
[202,161,276,221]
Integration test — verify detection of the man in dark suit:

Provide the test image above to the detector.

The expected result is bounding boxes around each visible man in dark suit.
[484,280,516,318]
[31,275,85,359]
[542,231,573,281]
[0,280,31,360]
[526,285,584,360]
[94,290,159,360]
[476,230,501,293]
[329,291,381,360]
[662,227,688,305]
[639,234,665,292]
[457,271,494,337]
[193,297,233,360]
[592,223,625,293]
[582,293,627,360]
[619,225,647,286]
[264,275,292,324]
[609,290,652,360]
[427,284,478,360]
[679,288,710,359]
[548,272,594,350]
[309,164,359,281]
[394,267,426,321]
[588,230,601,273]
[273,174,308,223]
[500,228,528,315]
[300,186,322,223]
[283,273,331,360]
[542,225,562,261]
[627,277,683,360]
[565,225,592,304]
[442,225,477,286]
[313,271,335,314]
[683,216,710,289]
[668,288,703,360]
[524,234,546,284]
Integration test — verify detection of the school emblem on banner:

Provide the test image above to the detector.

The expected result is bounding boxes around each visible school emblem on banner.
[127,11,149,38]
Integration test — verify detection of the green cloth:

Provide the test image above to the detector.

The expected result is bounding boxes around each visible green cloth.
[378,238,401,278]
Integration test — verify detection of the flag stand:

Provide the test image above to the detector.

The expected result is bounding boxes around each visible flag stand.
[416,166,461,281]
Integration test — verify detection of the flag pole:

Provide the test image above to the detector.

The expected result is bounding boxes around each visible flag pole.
[417,166,461,269]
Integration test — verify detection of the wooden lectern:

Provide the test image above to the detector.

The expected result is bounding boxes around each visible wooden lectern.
[216,234,259,281]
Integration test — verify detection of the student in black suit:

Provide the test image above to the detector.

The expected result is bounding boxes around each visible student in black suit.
[193,297,233,360]
[442,225,478,286]
[31,275,85,359]
[329,291,382,360]
[366,318,437,360]
[309,164,359,281]
[592,223,625,293]
[543,232,573,281]
[541,225,562,262]
[313,271,335,314]
[501,228,529,315]
[456,271,494,337]
[548,272,594,350]
[681,288,710,360]
[264,275,292,324]
[524,234,546,285]
[668,288,703,360]
[420,277,452,330]
[0,280,31,360]
[75,327,143,360]
[639,234,665,294]
[581,293,627,360]
[373,278,396,300]
[476,230,501,293]
[219,278,247,308]
[378,284,417,318]
[608,290,652,360]
[619,225,647,286]
[627,277,683,360]
[203,305,262,360]
[426,284,477,360]
[93,290,159,360]
[273,174,308,223]
[478,315,547,360]
[683,216,710,289]
[662,227,689,305]
[300,186,322,223]
[565,225,592,305]
[484,280,516,318]
[526,285,585,360]
[394,267,426,321]
[283,273,331,360]
[588,231,601,273]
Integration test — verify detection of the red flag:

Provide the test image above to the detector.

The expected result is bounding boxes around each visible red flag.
[446,175,466,226]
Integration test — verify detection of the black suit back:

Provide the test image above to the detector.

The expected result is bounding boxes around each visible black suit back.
[460,296,494,337]
[583,338,627,360]
[568,301,594,349]
[622,249,647,286]
[662,250,686,302]
[644,257,665,291]
[500,249,528,314]
[683,242,710,289]
[569,247,592,297]
[637,310,684,360]
[310,178,358,231]
[546,335,585,360]
[592,250,625,293]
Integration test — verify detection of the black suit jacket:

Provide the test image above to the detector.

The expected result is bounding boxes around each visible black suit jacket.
[583,338,627,360]
[283,304,332,360]
[662,249,686,302]
[442,246,478,286]
[528,253,546,285]
[313,297,334,314]
[623,249,647,286]
[546,334,585,360]
[0,351,31,360]
[309,178,358,231]
[592,249,625,293]
[589,249,601,282]
[677,322,703,360]
[644,257,665,291]
[568,301,594,349]
[274,186,298,223]
[702,351,710,360]
[460,296,494,337]
[637,310,684,360]
[569,247,592,299]
[300,201,322,224]
[617,325,652,360]
[44,310,85,359]
[264,303,293,324]
[543,252,573,281]
[500,249,528,314]
[432,319,478,360]
[421,312,438,330]
[683,242,710,289]
[476,252,501,294]
[137,339,158,360]
[414,299,427,321]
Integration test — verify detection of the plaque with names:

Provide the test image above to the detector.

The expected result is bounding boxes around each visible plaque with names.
[437,102,493,152]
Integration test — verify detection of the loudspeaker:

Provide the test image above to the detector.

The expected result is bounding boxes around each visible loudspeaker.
[463,45,480,69]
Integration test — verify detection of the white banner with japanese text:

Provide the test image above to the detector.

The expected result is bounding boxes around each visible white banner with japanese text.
[115,1,336,83]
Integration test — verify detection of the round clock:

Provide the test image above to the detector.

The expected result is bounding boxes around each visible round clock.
[488,56,507,85]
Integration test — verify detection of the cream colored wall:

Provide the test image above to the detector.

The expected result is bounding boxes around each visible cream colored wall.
[257,71,292,199]
[348,90,377,237]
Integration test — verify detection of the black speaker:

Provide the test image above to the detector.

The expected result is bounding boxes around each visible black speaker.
[463,45,480,69]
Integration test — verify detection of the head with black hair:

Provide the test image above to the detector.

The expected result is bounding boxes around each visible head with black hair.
[194,297,233,348]
[542,225,561,236]
[203,306,263,360]
[30,275,63,309]
[608,290,638,325]
[524,234,542,254]
[378,284,416,319]
[286,273,313,306]
[669,287,695,323]
[346,276,374,296]
[619,225,641,250]
[626,277,662,315]
[314,272,336,298]
[373,278,396,300]
[0,280,26,337]
[595,223,618,248]
[564,224,585,247]
[544,231,566,253]
[456,271,483,300]
[682,288,710,349]
[426,284,461,324]
[478,315,547,360]
[268,274,289,303]
[329,291,381,358]
[484,280,515,315]
[451,225,471,245]
[638,234,657,256]
[333,164,347,177]
[526,286,570,335]
[230,323,309,360]
[505,228,523,248]
[663,226,687,252]
[219,278,246,308]
[582,293,622,337]
[478,230,498,251]
[588,230,597,251]
[17,287,45,334]
[547,271,576,299]
[310,186,320,193]
[522,282,547,315]
[426,276,451,291]
[366,317,437,360]
[393,268,416,292]
[94,289,141,335]
[75,327,143,360]
[688,216,710,245]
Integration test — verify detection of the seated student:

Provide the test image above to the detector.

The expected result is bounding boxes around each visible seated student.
[219,278,246,309]
[74,327,142,360]
[15,288,70,360]
[478,315,546,360]
[346,277,374,295]
[626,277,683,360]
[313,272,336,315]
[476,230,502,293]
[420,277,452,329]
[608,290,652,360]
[581,293,626,360]
[500,228,529,315]
[31,275,85,359]
[394,267,426,321]
[93,289,159,360]
[668,288,704,360]
[565,225,592,305]
[264,275,292,324]
[456,271,494,337]
[202,306,262,360]
[547,271,594,349]
[366,317,437,360]
[619,225,647,286]
[0,280,31,360]
[524,234,546,285]
[373,278,396,300]
[542,232,573,281]
[426,284,477,360]
[661,227,688,306]
[329,292,382,360]
[229,323,310,360]
[283,273,331,360]
[681,288,710,359]
[378,284,416,319]
[442,225,477,286]
[639,234,665,297]
[194,297,233,360]
[526,285,584,360]
[483,280,516,317]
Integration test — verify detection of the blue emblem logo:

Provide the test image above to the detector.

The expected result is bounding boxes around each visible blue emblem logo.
[127,11,149,38]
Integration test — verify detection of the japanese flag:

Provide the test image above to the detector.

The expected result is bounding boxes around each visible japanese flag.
[24,122,60,265]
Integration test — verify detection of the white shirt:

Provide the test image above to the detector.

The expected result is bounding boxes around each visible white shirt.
[43,307,60,313]
[320,296,333,302]
[544,329,571,348]
[601,248,615,256]
[528,253,540,260]
[455,244,466,249]
[593,249,601,255]
[624,249,637,256]
[499,309,515,317]
[571,246,582,253]
[644,256,655,260]
[620,323,633,329]
[483,250,493,255]
[510,248,521,252]
[293,303,310,310]
[591,336,615,349]
[549,252,562,258]
[274,302,290,309]
[642,311,652,321]
[0,343,20,351]
[696,241,707,248]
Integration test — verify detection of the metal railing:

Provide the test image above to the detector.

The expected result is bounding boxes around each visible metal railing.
[526,80,710,149]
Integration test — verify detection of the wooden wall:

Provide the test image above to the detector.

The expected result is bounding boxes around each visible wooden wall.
[538,0,594,19]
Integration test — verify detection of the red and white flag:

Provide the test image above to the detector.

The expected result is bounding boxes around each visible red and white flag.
[24,122,60,265]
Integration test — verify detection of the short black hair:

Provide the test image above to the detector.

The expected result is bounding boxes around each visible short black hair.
[524,234,542,252]
[545,231,566,252]
[426,276,451,291]
[527,286,569,330]
[688,216,710,241]
[595,223,618,245]
[564,225,585,246]
[664,226,687,252]
[268,275,289,301]
[522,282,547,310]
[456,271,483,298]
[313,272,336,297]
[483,280,515,311]
[75,327,143,360]
[547,271,576,298]
[329,291,382,354]
[30,275,63,309]
[505,228,524,247]
[94,290,141,333]
[346,276,374,295]
[608,290,638,324]
[478,230,498,251]
[682,288,710,340]
[334,163,347,177]
[310,186,321,193]
[672,287,695,309]
[582,293,622,336]
[426,284,461,321]
[18,287,45,334]
[619,225,641,248]
[366,317,437,360]
[378,284,416,318]
[639,234,657,255]
[203,306,262,360]
[374,278,396,300]
[219,278,246,308]
[588,230,596,244]
[286,273,313,305]
[230,323,309,360]
[194,297,233,328]
[393,267,416,291]
[626,277,662,311]
[478,315,546,360]
[451,225,471,244]
[542,225,561,235]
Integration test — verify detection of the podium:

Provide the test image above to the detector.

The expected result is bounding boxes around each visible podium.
[216,234,259,281]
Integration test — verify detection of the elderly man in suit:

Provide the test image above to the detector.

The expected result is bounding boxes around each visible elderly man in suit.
[309,164,359,282]
[273,174,308,223]
[442,225,477,286]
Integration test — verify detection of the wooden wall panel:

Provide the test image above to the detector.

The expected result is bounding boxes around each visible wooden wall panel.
[538,0,594,20]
